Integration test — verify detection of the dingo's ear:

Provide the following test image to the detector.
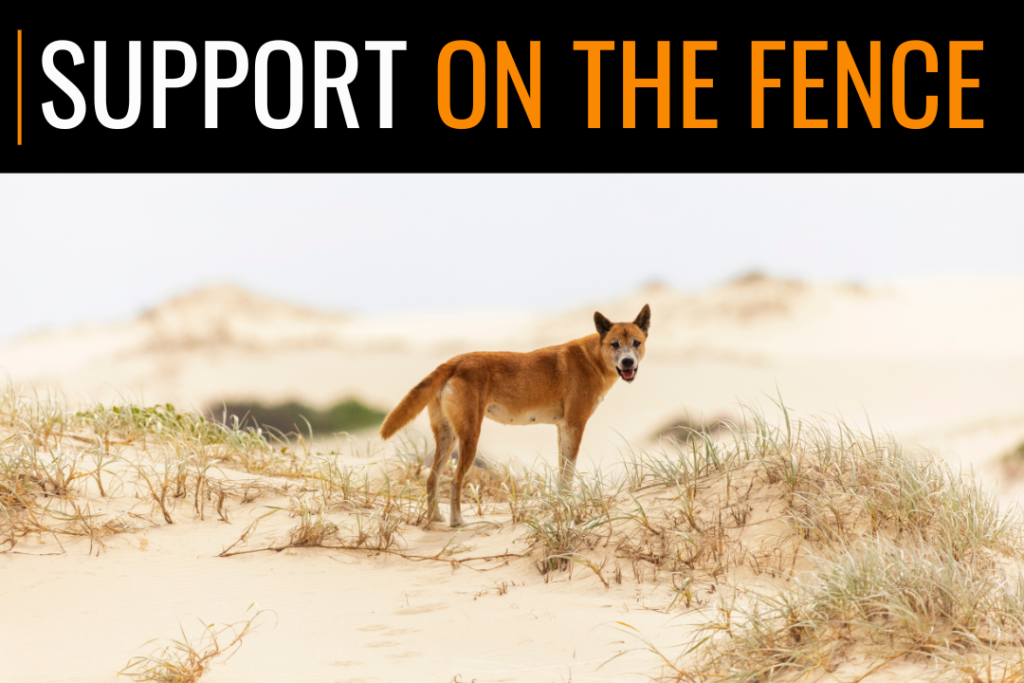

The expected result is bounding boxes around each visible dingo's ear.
[594,311,613,338]
[634,304,651,335]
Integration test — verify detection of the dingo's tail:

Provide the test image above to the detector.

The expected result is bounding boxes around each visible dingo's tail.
[380,364,456,440]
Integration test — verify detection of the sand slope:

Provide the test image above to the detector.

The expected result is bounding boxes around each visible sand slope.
[2,513,685,682]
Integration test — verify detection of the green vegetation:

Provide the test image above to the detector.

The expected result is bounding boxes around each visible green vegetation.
[209,398,387,435]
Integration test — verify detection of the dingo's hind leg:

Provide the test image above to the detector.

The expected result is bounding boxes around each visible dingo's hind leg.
[448,411,483,528]
[426,399,456,524]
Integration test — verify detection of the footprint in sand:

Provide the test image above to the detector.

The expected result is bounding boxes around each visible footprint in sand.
[356,624,389,632]
[384,627,419,636]
[385,652,423,659]
[365,641,400,648]
[331,660,364,667]
[393,603,448,615]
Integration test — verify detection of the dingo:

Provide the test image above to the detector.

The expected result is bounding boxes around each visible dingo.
[380,305,651,527]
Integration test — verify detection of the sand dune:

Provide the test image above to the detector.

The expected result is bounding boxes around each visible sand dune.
[2,275,1022,482]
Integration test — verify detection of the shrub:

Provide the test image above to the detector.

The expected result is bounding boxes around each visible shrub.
[210,398,386,435]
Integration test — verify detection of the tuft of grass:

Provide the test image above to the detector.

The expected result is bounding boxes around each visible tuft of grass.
[342,509,404,551]
[687,539,1024,682]
[521,468,625,575]
[283,496,339,547]
[256,494,406,553]
[120,605,274,683]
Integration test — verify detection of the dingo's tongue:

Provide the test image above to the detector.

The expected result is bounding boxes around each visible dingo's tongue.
[620,368,635,381]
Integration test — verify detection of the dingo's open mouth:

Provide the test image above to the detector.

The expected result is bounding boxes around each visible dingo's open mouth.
[617,367,637,382]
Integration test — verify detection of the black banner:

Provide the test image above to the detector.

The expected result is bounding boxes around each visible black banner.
[3,18,1009,172]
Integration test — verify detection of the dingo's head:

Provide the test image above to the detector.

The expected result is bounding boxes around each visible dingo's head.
[594,304,650,383]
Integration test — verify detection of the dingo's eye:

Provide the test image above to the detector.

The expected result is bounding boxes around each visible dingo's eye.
[632,340,641,348]
[610,341,620,349]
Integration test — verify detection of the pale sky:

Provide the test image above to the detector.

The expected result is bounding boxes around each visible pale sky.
[0,174,1020,341]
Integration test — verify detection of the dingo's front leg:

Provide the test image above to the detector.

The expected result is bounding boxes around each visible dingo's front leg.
[557,422,584,491]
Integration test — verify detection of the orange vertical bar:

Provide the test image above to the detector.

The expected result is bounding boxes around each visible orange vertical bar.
[18,30,22,145]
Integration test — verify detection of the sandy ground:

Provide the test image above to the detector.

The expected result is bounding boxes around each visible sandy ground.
[3,275,1024,682]
[1,509,691,683]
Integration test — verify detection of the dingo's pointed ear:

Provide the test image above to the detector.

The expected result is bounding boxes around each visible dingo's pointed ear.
[634,304,651,335]
[594,311,613,338]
